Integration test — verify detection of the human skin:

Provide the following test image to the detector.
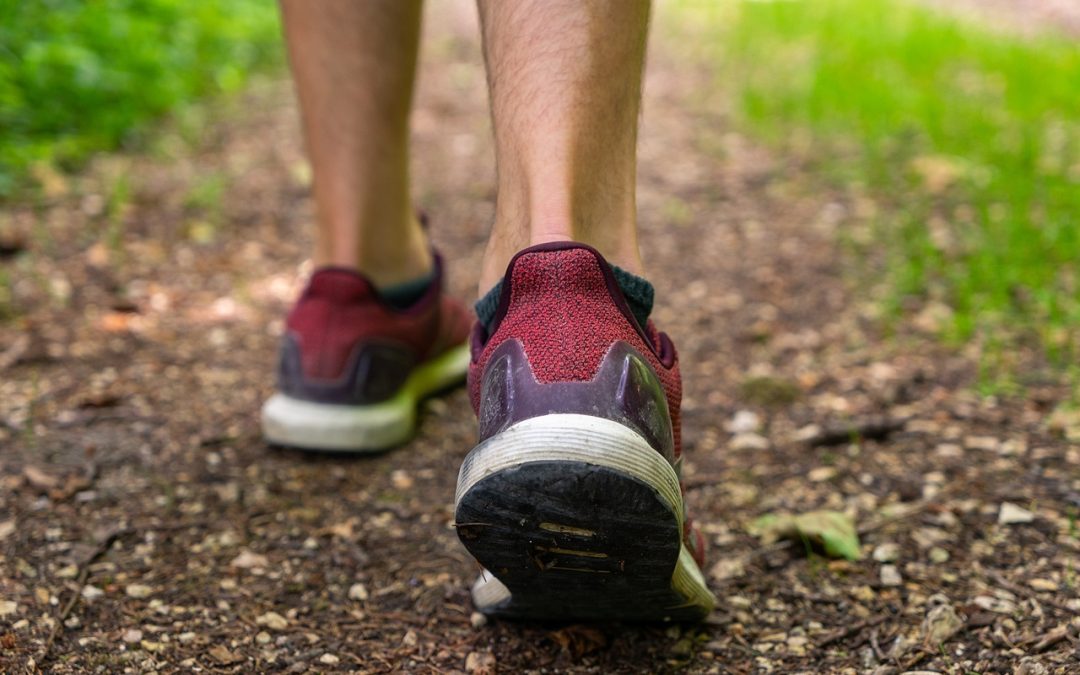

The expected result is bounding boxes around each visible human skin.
[279,0,652,294]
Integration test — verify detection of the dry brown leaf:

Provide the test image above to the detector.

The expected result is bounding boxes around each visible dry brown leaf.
[23,466,59,490]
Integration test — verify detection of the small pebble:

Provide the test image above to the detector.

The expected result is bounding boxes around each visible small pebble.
[730,410,761,434]
[256,611,289,631]
[852,585,876,602]
[122,629,144,644]
[390,470,414,490]
[0,600,17,617]
[319,653,340,665]
[998,502,1035,525]
[928,546,950,563]
[56,565,79,579]
[973,594,1017,614]
[934,443,963,458]
[470,611,488,629]
[125,584,153,599]
[880,564,902,587]
[347,583,368,601]
[81,586,104,601]
[872,542,899,563]
[964,435,999,452]
[729,432,769,451]
[807,466,837,482]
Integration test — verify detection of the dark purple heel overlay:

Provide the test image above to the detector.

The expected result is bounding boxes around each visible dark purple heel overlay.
[475,339,675,463]
[277,334,416,406]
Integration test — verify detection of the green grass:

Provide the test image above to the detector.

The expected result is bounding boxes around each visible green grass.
[0,0,283,199]
[681,0,1080,383]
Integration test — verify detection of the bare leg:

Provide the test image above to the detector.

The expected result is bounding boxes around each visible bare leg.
[476,0,651,293]
[280,0,430,287]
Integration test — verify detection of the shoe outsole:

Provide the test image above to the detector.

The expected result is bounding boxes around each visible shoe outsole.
[261,344,470,452]
[454,414,715,621]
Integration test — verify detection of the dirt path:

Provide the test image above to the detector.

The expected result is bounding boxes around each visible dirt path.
[917,0,1080,38]
[2,3,1077,673]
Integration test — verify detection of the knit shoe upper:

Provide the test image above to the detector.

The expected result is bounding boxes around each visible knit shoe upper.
[262,252,471,453]
[279,253,470,405]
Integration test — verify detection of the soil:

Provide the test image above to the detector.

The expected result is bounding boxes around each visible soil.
[1,3,1078,673]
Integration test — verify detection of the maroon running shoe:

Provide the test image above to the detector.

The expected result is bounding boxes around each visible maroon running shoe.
[261,253,471,452]
[454,242,715,621]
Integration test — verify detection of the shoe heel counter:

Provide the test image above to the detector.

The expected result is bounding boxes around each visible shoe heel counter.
[476,339,675,462]
[277,332,414,405]
[488,250,649,384]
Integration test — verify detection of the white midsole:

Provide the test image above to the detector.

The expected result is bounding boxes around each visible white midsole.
[261,344,469,452]
[455,413,683,513]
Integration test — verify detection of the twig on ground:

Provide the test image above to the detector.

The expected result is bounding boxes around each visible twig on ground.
[1032,625,1071,652]
[41,526,134,662]
[775,589,845,606]
[898,647,936,671]
[986,570,1080,616]
[857,500,932,535]
[805,416,909,447]
[815,613,889,649]
[869,629,887,661]
[742,539,793,562]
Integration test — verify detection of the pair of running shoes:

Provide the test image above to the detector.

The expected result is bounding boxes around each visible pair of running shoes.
[261,241,716,621]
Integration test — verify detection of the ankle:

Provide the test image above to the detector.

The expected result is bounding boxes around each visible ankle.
[478,220,644,295]
[475,244,654,335]
[314,213,432,288]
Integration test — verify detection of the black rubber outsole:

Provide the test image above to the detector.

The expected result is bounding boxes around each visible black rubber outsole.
[455,460,704,622]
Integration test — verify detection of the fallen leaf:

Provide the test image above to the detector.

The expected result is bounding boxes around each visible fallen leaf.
[324,519,356,540]
[230,549,269,569]
[465,650,497,674]
[23,467,59,490]
[209,645,242,664]
[922,602,964,645]
[750,510,861,560]
[549,624,608,659]
[99,312,136,333]
[50,473,93,502]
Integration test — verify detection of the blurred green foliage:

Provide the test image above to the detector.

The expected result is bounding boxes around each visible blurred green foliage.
[685,0,1080,382]
[0,0,282,198]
